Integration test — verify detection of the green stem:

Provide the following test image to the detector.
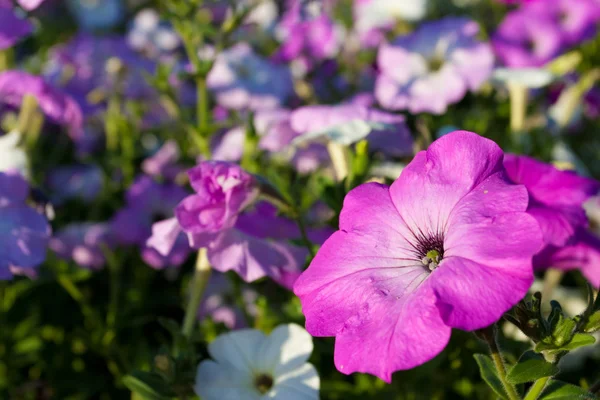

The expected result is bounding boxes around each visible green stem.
[327,141,349,182]
[182,248,212,338]
[524,376,550,400]
[482,326,521,400]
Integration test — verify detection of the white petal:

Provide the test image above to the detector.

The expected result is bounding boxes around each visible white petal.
[492,68,554,88]
[208,329,266,373]
[271,363,320,400]
[195,360,260,400]
[292,120,389,147]
[255,324,313,377]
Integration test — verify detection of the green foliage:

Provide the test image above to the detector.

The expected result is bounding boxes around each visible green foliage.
[474,354,509,400]
[506,351,559,385]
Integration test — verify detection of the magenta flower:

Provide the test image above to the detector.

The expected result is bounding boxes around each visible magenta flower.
[206,43,294,110]
[0,172,51,280]
[527,0,600,46]
[534,229,600,288]
[0,1,32,50]
[376,18,494,114]
[274,0,342,65]
[50,223,114,270]
[0,71,84,140]
[504,155,600,287]
[492,9,562,67]
[293,131,542,381]
[504,155,600,247]
[175,161,259,235]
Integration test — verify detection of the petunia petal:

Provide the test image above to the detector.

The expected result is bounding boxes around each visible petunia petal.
[195,360,258,400]
[208,329,266,374]
[254,324,313,378]
[389,131,504,237]
[431,257,533,331]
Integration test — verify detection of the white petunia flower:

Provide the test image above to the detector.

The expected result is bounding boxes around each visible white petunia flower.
[0,130,29,177]
[195,324,319,400]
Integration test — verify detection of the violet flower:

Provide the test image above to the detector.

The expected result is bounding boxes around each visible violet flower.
[0,71,84,140]
[148,162,322,289]
[50,223,114,270]
[274,0,342,66]
[45,34,156,115]
[293,131,542,381]
[376,17,494,114]
[207,43,294,111]
[504,155,600,287]
[504,155,600,247]
[0,1,32,50]
[46,164,103,205]
[492,8,565,68]
[112,176,191,269]
[0,172,51,279]
[290,104,414,157]
[175,161,259,235]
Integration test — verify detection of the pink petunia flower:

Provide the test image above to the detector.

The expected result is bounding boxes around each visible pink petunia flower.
[175,161,259,235]
[504,155,600,287]
[0,71,84,140]
[293,130,542,382]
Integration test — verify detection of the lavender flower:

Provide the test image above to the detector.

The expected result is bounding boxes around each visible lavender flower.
[207,43,294,110]
[376,17,494,114]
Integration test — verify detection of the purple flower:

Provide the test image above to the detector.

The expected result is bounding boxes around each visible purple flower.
[534,229,600,288]
[504,155,600,247]
[112,176,191,269]
[151,202,309,289]
[290,104,414,156]
[376,18,494,114]
[274,0,342,65]
[50,223,113,270]
[207,43,294,110]
[492,8,565,67]
[175,161,259,235]
[0,71,84,140]
[198,272,258,329]
[45,34,156,115]
[46,164,103,205]
[528,0,600,46]
[293,131,542,381]
[0,2,32,50]
[0,172,51,280]
[504,155,600,287]
[141,140,183,180]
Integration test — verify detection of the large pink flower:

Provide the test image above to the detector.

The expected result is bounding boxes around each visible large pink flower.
[293,130,542,382]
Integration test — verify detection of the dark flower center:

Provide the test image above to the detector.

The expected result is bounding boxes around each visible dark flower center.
[254,373,274,394]
[415,232,445,271]
[428,56,444,72]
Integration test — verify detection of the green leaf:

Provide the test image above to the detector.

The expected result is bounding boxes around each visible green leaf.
[122,371,175,400]
[507,351,559,384]
[584,311,600,333]
[535,333,596,353]
[473,354,509,400]
[539,380,598,400]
